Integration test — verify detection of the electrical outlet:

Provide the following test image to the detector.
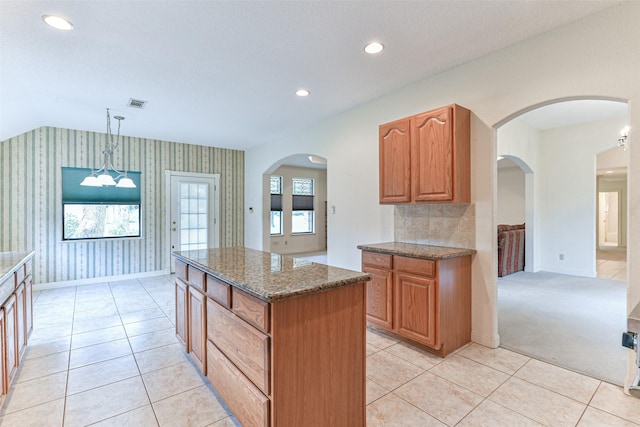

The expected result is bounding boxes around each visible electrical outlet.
[559,253,564,261]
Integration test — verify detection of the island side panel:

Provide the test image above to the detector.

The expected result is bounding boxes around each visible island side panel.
[270,282,366,427]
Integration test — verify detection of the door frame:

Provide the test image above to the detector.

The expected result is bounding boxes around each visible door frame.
[165,170,220,273]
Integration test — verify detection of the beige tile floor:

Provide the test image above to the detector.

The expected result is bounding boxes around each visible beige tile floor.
[1,275,639,426]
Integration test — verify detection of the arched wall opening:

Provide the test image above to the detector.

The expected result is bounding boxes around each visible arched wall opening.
[261,154,328,254]
[493,96,630,384]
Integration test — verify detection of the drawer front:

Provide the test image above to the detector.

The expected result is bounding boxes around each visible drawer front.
[206,340,269,427]
[175,260,188,282]
[0,277,13,306]
[206,275,231,308]
[188,267,206,292]
[362,251,392,270]
[15,265,25,286]
[232,288,269,333]
[207,299,270,394]
[25,259,33,276]
[395,256,435,277]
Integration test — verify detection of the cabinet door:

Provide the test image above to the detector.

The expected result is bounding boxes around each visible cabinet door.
[175,279,188,348]
[15,283,26,359]
[0,308,5,396]
[363,266,393,329]
[4,295,18,384]
[25,276,33,337]
[188,286,206,374]
[379,118,412,203]
[394,272,439,348]
[412,106,453,202]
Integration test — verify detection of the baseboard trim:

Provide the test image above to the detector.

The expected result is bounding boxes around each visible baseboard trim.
[34,270,168,291]
[471,331,500,349]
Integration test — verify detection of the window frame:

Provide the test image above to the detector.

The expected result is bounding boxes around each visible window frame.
[291,177,315,235]
[270,175,284,236]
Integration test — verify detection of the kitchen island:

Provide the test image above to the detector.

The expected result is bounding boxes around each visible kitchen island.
[173,247,370,427]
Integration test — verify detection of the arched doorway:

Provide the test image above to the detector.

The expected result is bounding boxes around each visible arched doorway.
[261,153,327,259]
[494,98,629,384]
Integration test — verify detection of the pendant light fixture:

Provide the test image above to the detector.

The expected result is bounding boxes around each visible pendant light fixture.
[81,108,136,188]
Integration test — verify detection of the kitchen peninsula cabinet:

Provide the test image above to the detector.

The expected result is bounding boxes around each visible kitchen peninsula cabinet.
[173,247,370,427]
[379,104,470,204]
[0,251,35,406]
[359,242,474,357]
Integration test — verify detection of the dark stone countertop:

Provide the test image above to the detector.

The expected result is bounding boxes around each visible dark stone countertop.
[0,251,35,284]
[357,242,475,260]
[173,247,370,302]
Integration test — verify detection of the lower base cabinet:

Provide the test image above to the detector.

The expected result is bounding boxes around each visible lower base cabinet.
[362,251,471,357]
[188,286,206,374]
[0,254,33,408]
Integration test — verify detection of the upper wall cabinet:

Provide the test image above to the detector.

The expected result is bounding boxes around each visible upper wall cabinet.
[379,104,470,204]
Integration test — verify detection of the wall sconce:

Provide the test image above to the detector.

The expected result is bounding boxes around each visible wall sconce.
[618,126,629,151]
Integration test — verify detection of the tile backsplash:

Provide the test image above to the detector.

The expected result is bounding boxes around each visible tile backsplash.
[394,204,475,249]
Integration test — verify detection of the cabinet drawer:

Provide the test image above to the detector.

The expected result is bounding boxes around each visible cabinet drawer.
[232,288,269,333]
[362,251,392,270]
[175,260,188,282]
[207,299,270,395]
[395,256,435,277]
[206,275,231,308]
[188,267,206,292]
[15,265,25,287]
[0,276,13,306]
[206,340,269,427]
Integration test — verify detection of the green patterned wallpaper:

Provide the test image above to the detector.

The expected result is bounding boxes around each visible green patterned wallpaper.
[0,127,244,284]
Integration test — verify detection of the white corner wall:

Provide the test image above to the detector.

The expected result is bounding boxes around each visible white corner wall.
[497,167,526,225]
[245,1,640,371]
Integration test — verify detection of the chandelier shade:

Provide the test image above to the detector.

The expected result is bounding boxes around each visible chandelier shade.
[81,108,136,188]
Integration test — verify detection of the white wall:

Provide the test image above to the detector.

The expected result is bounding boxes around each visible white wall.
[245,2,640,382]
[538,117,627,277]
[497,120,541,272]
[497,167,526,225]
[269,165,327,254]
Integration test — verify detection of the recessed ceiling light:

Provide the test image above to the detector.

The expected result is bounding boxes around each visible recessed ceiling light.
[364,41,384,54]
[497,156,504,161]
[296,89,310,97]
[42,15,73,31]
[606,170,614,174]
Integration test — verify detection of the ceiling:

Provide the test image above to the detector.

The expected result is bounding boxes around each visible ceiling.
[0,1,626,151]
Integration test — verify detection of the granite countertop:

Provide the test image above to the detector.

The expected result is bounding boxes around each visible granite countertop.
[173,247,370,302]
[357,242,476,260]
[0,251,35,284]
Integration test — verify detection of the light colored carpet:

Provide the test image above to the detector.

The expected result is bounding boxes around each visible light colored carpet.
[498,271,627,385]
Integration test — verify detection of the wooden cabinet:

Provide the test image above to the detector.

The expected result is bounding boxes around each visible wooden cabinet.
[0,252,35,410]
[379,118,411,203]
[0,308,5,399]
[175,278,188,347]
[379,104,470,204]
[4,295,17,385]
[188,286,206,374]
[362,252,393,329]
[15,282,26,359]
[361,250,471,357]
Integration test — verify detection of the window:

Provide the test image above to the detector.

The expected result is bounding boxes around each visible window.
[270,176,283,235]
[179,182,208,251]
[292,177,314,234]
[62,167,141,240]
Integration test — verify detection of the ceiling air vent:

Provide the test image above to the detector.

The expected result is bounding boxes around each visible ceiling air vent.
[127,98,147,109]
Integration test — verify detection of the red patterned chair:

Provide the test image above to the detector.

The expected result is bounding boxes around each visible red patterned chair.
[497,223,525,277]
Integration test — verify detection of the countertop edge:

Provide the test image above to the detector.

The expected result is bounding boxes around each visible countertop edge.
[172,252,371,303]
[357,243,475,260]
[0,251,35,284]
